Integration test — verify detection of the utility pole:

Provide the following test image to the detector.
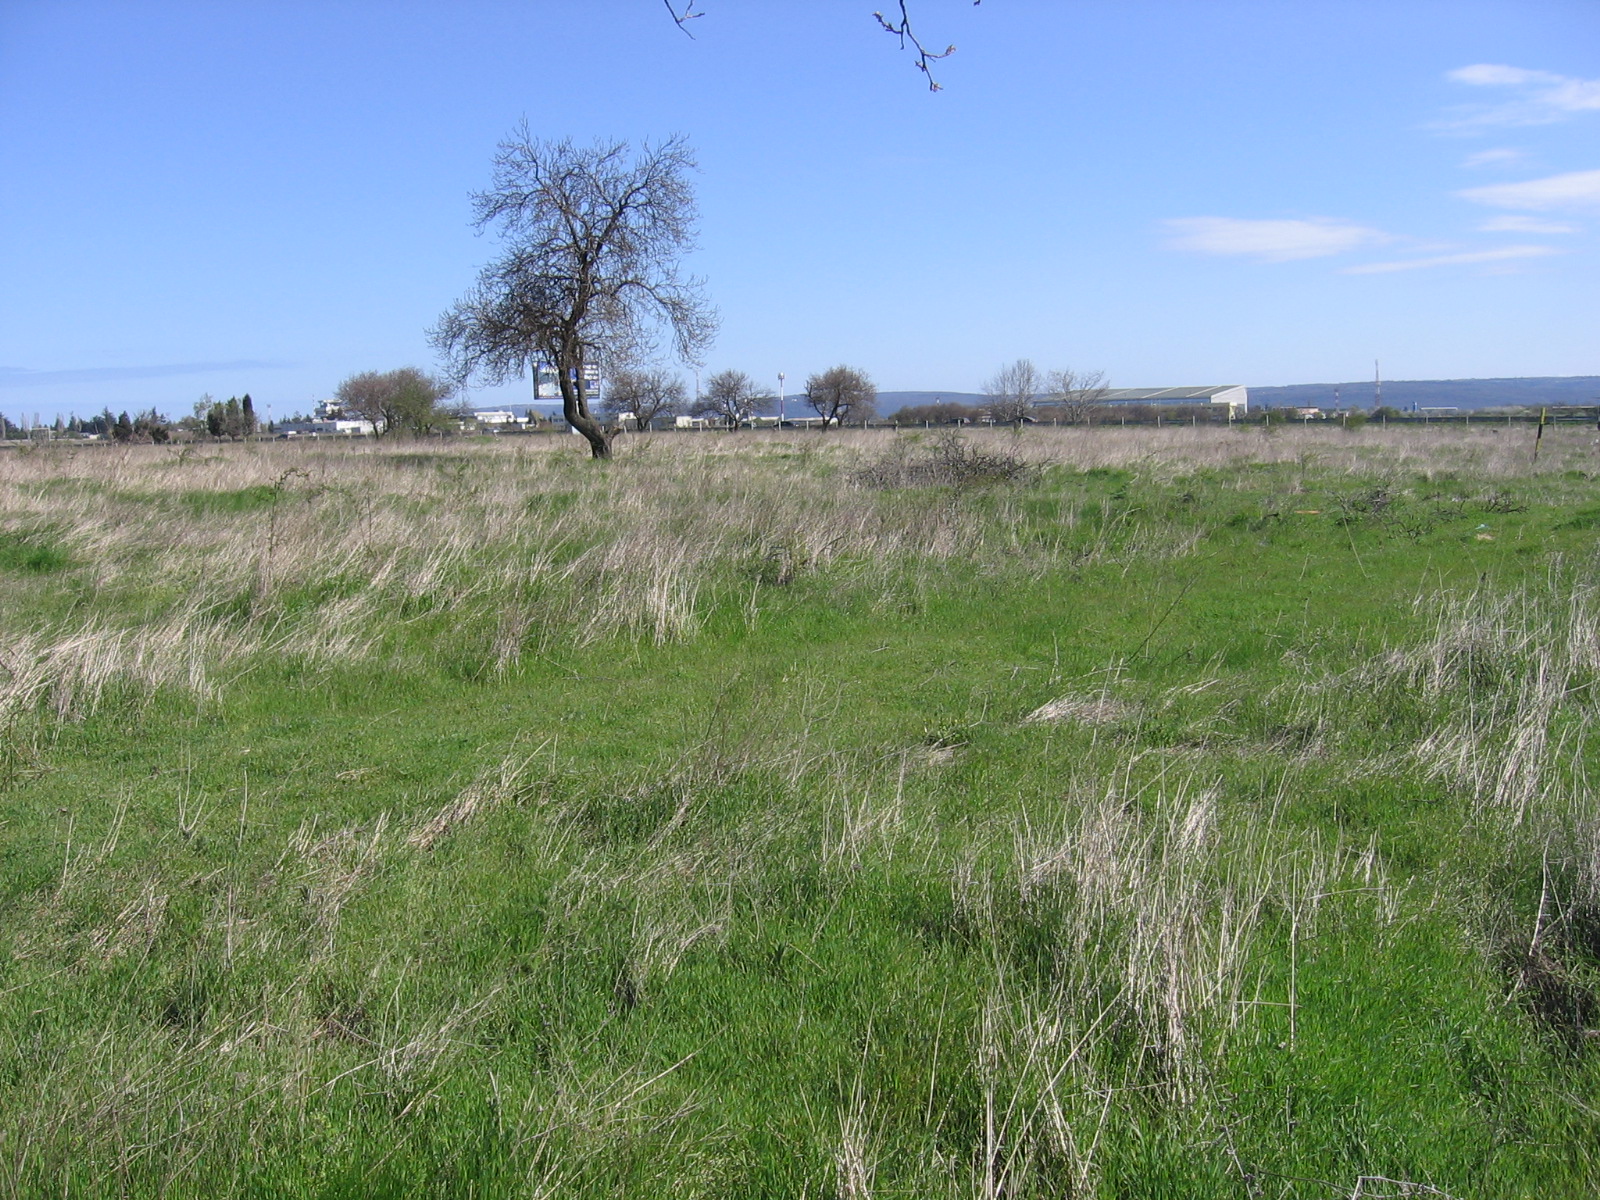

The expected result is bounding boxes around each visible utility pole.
[1374,360,1382,411]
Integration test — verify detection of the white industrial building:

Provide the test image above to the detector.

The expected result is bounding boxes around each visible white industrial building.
[275,400,377,436]
[1099,386,1249,414]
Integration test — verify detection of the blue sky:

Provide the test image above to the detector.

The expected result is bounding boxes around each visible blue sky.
[1,0,1595,422]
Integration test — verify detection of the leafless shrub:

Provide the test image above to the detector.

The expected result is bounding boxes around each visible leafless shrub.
[853,433,1038,491]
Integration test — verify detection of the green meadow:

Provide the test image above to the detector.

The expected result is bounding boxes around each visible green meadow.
[3,425,1600,1198]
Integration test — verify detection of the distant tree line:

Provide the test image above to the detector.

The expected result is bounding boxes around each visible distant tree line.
[590,363,880,430]
[981,358,1110,425]
[199,394,257,439]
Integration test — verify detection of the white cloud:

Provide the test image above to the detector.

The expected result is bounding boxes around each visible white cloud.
[1461,147,1528,169]
[1343,245,1561,274]
[1162,217,1389,262]
[1477,215,1579,234]
[1448,64,1561,88]
[1443,63,1600,128]
[1458,168,1600,210]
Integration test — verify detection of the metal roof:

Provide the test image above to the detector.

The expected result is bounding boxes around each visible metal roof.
[1100,386,1245,403]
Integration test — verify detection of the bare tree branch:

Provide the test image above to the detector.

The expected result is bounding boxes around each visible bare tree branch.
[660,0,703,38]
[658,2,977,91]
[873,0,978,92]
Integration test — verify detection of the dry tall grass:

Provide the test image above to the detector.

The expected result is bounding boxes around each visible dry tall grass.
[4,425,1587,721]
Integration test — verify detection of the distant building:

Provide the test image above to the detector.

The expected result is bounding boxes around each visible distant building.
[276,401,376,436]
[275,419,375,436]
[1099,386,1249,414]
[471,410,518,425]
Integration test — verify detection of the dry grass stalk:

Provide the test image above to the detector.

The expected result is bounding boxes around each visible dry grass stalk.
[964,766,1380,1193]
[278,811,390,950]
[408,746,545,850]
[1022,694,1130,727]
[835,1071,879,1200]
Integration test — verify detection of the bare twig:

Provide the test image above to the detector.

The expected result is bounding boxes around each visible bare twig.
[661,0,703,37]
[873,0,973,92]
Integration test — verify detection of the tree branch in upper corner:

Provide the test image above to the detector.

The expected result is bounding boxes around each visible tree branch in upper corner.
[661,0,703,38]
[874,0,981,92]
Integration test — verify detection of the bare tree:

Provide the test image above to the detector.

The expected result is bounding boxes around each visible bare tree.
[1045,368,1110,425]
[692,368,772,428]
[601,367,687,432]
[430,127,716,459]
[983,358,1043,425]
[803,365,877,427]
[336,367,454,438]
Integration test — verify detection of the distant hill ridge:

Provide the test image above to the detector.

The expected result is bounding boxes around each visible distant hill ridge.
[1247,376,1600,411]
[880,380,1600,415]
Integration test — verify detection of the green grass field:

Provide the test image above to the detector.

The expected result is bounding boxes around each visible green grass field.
[3,426,1600,1198]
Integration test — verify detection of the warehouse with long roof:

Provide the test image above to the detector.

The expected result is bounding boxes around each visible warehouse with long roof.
[1098,386,1249,413]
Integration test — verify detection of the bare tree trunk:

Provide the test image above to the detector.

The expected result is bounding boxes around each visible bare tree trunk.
[558,358,612,459]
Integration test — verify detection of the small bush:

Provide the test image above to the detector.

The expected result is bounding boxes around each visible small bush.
[853,433,1037,491]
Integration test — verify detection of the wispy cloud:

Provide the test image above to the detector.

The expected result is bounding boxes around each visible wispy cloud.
[0,360,288,390]
[1343,245,1561,275]
[1162,217,1390,262]
[1477,215,1579,234]
[1457,168,1600,211]
[1442,63,1600,129]
[1461,147,1528,169]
